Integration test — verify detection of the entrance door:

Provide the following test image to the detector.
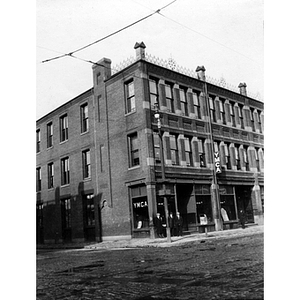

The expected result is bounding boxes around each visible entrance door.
[36,203,44,244]
[61,198,72,242]
[176,184,195,231]
[235,186,254,223]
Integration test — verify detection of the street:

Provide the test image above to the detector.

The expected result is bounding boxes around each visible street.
[37,232,263,299]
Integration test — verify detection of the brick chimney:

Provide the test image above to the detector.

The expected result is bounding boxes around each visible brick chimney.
[196,66,206,81]
[134,42,146,60]
[238,82,247,96]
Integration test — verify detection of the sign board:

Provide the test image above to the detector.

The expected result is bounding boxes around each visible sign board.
[214,151,222,174]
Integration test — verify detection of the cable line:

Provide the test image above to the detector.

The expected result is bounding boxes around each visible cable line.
[41,0,177,64]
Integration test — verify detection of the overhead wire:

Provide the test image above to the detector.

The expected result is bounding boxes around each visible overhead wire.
[41,0,177,64]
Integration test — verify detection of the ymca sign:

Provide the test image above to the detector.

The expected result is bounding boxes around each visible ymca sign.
[214,151,222,174]
[133,201,148,209]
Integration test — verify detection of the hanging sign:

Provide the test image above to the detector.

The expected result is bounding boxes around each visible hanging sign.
[214,151,222,174]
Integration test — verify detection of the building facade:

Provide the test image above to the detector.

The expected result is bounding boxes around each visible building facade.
[36,42,264,244]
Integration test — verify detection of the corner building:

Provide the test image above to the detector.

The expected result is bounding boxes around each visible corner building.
[36,42,264,244]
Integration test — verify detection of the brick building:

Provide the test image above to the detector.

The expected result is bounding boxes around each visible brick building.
[36,42,264,244]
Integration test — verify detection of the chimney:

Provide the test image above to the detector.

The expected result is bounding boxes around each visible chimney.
[196,66,206,81]
[92,57,112,86]
[238,82,247,96]
[134,42,146,60]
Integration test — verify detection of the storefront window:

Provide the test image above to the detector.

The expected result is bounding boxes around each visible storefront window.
[131,185,149,229]
[195,184,212,223]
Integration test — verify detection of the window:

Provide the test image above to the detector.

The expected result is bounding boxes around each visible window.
[60,114,68,142]
[250,108,255,131]
[219,99,225,124]
[125,80,136,114]
[153,132,161,163]
[209,96,216,122]
[179,88,188,116]
[224,143,231,169]
[198,139,206,167]
[229,102,236,127]
[82,149,91,179]
[36,129,41,153]
[170,135,179,165]
[184,137,193,166]
[61,198,71,229]
[258,111,262,133]
[36,167,41,192]
[81,103,89,133]
[47,163,54,189]
[61,157,70,185]
[47,122,53,148]
[195,184,212,223]
[238,105,244,129]
[149,78,158,108]
[193,92,201,119]
[235,146,241,170]
[254,148,259,171]
[129,133,139,167]
[84,194,95,226]
[165,82,175,113]
[243,148,249,171]
[100,145,104,172]
[131,185,149,229]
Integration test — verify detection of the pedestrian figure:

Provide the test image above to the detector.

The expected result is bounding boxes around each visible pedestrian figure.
[168,212,175,236]
[239,209,246,229]
[154,213,164,238]
[174,212,183,236]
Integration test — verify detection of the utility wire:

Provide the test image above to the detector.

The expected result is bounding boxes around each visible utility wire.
[41,0,177,64]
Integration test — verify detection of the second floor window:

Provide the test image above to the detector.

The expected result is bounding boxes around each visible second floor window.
[48,163,54,189]
[243,148,249,171]
[81,103,89,133]
[60,114,68,142]
[250,108,255,131]
[82,149,91,179]
[36,129,41,153]
[129,133,139,167]
[184,137,193,166]
[36,167,41,192]
[47,122,53,148]
[198,139,206,167]
[125,80,136,114]
[235,146,241,170]
[61,157,70,185]
[224,143,231,169]
[153,132,161,163]
[170,135,179,165]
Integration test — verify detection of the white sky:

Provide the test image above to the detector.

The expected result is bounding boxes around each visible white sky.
[36,0,264,120]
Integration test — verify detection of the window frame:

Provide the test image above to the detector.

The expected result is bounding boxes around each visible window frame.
[184,137,193,166]
[165,82,175,113]
[47,122,53,148]
[36,129,41,153]
[219,99,226,124]
[209,96,216,122]
[36,167,41,192]
[125,79,136,114]
[149,77,159,108]
[179,87,188,116]
[80,103,89,133]
[47,162,54,189]
[238,105,244,129]
[59,114,68,142]
[128,133,140,168]
[82,149,91,179]
[193,91,201,119]
[61,157,70,185]
[169,134,179,165]
[229,102,236,127]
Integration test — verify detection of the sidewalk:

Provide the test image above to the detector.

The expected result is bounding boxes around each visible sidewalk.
[85,225,263,250]
[37,225,263,251]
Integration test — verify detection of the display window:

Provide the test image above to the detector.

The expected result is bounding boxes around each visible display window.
[130,185,149,229]
[195,184,213,223]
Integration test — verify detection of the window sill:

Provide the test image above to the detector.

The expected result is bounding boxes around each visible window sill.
[80,130,89,136]
[128,165,140,170]
[47,146,54,150]
[61,184,70,188]
[125,110,136,116]
[59,140,68,145]
[83,177,91,182]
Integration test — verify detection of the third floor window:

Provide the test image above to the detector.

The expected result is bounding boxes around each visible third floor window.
[81,103,89,133]
[125,80,136,114]
[47,122,53,148]
[60,114,68,142]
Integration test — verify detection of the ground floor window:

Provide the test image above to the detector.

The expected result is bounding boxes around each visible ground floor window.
[131,185,149,229]
[195,184,212,223]
[84,194,95,226]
